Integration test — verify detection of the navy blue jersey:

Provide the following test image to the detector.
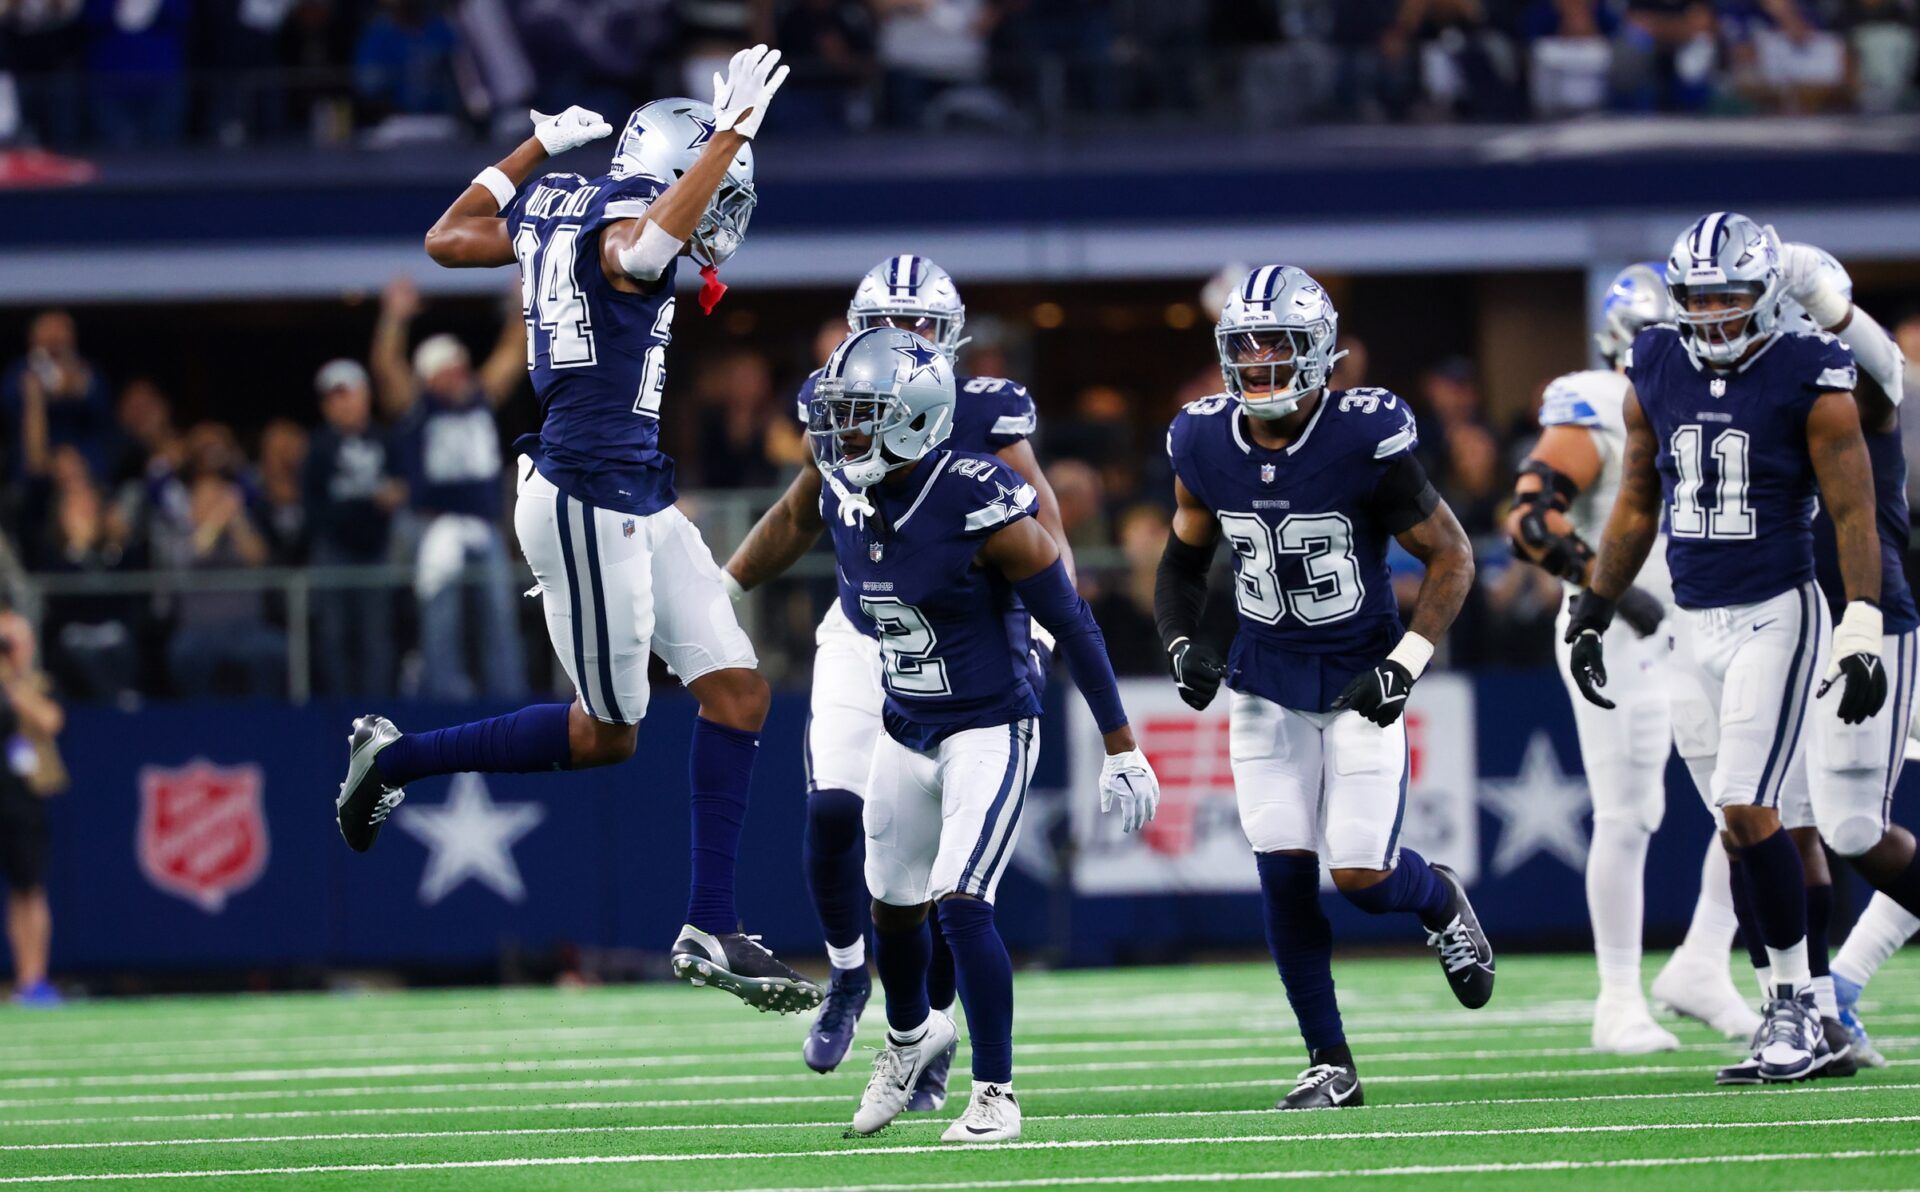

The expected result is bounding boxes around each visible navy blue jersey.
[1167,388,1419,713]
[823,450,1043,750]
[396,397,503,520]
[505,171,679,517]
[802,369,1038,642]
[1813,421,1919,633]
[1627,325,1857,610]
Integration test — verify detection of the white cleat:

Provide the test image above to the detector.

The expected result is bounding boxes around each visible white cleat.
[941,1081,1022,1143]
[1591,993,1680,1055]
[1651,950,1761,1040]
[851,1010,958,1137]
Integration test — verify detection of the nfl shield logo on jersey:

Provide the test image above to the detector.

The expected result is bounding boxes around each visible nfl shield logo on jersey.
[1710,377,1727,398]
[1260,463,1276,484]
[137,760,270,913]
[869,540,885,562]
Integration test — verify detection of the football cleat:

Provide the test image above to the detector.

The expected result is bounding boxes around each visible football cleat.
[908,1037,958,1112]
[1715,1016,1765,1086]
[1652,949,1762,1040]
[670,926,824,1015]
[852,1010,958,1136]
[1834,973,1888,1068]
[9,980,62,1009]
[941,1081,1022,1142]
[1755,987,1830,1083]
[1810,1016,1858,1080]
[336,715,405,852]
[1591,992,1680,1056]
[1278,1062,1363,1110]
[1424,864,1494,1009]
[803,967,871,1073]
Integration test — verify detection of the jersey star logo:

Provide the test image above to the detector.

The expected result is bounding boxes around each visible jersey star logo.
[686,114,715,150]
[393,774,546,906]
[893,339,943,382]
[1478,733,1590,877]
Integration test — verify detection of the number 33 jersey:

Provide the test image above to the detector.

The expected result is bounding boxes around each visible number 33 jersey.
[1167,389,1437,714]
[506,171,679,518]
[1625,325,1857,610]
[822,450,1043,751]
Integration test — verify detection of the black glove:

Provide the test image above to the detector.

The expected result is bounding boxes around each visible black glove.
[1332,660,1415,727]
[1167,637,1226,711]
[1615,585,1665,639]
[1820,653,1888,725]
[1563,590,1617,710]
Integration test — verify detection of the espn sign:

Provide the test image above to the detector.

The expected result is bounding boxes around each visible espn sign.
[1069,677,1479,894]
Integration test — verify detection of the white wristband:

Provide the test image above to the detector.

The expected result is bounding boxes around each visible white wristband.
[1802,285,1850,330]
[472,167,516,212]
[1834,601,1883,658]
[1386,631,1435,680]
[615,219,686,282]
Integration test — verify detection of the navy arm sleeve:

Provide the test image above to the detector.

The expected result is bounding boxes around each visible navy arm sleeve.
[1013,558,1128,734]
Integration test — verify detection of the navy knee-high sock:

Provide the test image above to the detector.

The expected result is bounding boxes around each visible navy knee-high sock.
[874,914,933,1035]
[926,909,957,1012]
[804,788,867,955]
[938,897,1014,1084]
[1727,856,1771,975]
[1740,828,1809,984]
[375,703,573,786]
[686,718,756,934]
[1256,852,1344,1055]
[1806,881,1832,979]
[1336,847,1453,931]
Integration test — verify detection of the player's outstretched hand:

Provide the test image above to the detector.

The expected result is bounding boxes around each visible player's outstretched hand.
[1099,749,1160,834]
[530,106,613,156]
[1166,637,1225,711]
[713,44,790,140]
[1819,600,1887,724]
[1332,661,1414,727]
[1616,585,1665,639]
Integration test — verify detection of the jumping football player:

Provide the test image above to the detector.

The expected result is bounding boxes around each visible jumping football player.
[333,48,824,1013]
[1155,265,1492,1111]
[805,326,1157,1142]
[722,255,1071,1106]
[1507,262,1758,1052]
[1568,212,1887,1083]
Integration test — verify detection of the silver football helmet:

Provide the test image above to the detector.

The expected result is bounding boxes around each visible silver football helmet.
[1215,265,1347,419]
[847,255,969,361]
[609,97,756,268]
[808,327,956,488]
[1665,212,1786,368]
[1595,261,1672,363]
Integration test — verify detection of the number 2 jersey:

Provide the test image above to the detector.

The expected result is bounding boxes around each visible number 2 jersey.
[1625,325,1857,610]
[1167,389,1439,713]
[505,171,679,518]
[821,450,1043,750]
[798,369,1038,644]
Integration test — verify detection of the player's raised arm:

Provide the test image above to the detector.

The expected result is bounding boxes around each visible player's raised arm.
[1564,387,1661,708]
[722,466,826,599]
[599,46,788,285]
[1153,474,1225,711]
[979,515,1160,833]
[1776,234,1906,431]
[1808,387,1889,723]
[425,106,613,268]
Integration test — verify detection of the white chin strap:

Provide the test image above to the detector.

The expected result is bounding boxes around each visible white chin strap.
[1242,389,1306,420]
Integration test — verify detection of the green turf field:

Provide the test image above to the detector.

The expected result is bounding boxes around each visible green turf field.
[0,951,1915,1189]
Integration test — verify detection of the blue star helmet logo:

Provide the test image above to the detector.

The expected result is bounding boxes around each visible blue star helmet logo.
[893,339,942,383]
[686,114,715,150]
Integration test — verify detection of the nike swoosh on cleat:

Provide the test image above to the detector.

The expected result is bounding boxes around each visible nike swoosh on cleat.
[1328,1082,1357,1105]
[965,1125,997,1135]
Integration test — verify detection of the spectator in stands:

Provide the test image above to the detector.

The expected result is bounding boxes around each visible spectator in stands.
[83,0,190,147]
[4,311,113,481]
[1724,0,1849,113]
[675,0,775,100]
[306,359,402,698]
[1842,0,1920,113]
[875,0,1010,128]
[1090,503,1172,675]
[0,609,65,1007]
[1524,0,1619,117]
[1612,0,1716,111]
[371,277,527,702]
[692,350,782,489]
[1387,0,1525,121]
[253,419,309,565]
[163,462,287,700]
[353,0,459,124]
[33,446,141,704]
[1328,0,1417,120]
[108,377,180,490]
[776,0,879,131]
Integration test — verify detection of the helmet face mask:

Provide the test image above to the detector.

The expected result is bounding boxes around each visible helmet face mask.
[808,328,956,489]
[1216,266,1345,420]
[691,168,755,268]
[610,98,756,268]
[1665,212,1783,368]
[847,256,968,362]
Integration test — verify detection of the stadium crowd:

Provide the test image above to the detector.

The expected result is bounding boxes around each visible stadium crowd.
[0,0,1916,150]
[7,276,1919,706]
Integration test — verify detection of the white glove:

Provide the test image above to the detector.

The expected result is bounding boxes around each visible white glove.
[1099,748,1161,835]
[531,105,613,156]
[711,44,790,140]
[1770,230,1850,328]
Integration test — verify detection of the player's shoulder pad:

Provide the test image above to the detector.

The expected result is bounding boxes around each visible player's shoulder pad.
[960,375,1038,439]
[794,367,823,425]
[1168,393,1234,459]
[1539,370,1620,430]
[593,172,669,226]
[1622,322,1680,375]
[1329,387,1418,460]
[944,452,1038,533]
[1785,328,1858,392]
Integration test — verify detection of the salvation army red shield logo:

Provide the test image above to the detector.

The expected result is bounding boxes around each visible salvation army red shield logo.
[137,761,269,912]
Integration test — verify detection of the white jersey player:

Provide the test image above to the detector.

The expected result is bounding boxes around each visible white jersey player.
[1508,262,1758,1052]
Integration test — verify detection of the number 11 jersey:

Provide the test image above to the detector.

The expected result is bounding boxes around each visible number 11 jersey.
[506,170,679,518]
[1625,325,1857,611]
